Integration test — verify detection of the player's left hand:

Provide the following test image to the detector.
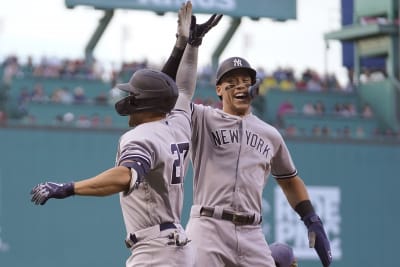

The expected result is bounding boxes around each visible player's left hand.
[31,182,75,205]
[188,13,223,47]
[303,212,332,267]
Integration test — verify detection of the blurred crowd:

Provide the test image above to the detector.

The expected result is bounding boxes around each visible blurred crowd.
[1,54,399,140]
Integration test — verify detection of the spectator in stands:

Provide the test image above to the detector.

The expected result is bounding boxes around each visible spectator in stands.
[90,113,101,127]
[2,55,21,85]
[277,99,295,126]
[50,87,73,104]
[256,67,267,80]
[307,73,323,92]
[50,88,63,103]
[33,56,62,78]
[103,115,113,127]
[312,125,322,137]
[63,112,75,126]
[343,126,351,138]
[355,126,366,139]
[314,101,325,115]
[18,86,31,104]
[75,115,91,128]
[285,124,298,137]
[361,103,374,118]
[302,102,316,115]
[279,79,295,91]
[54,114,64,125]
[273,67,288,83]
[260,75,278,94]
[72,86,87,104]
[321,126,331,137]
[30,83,49,103]
[333,103,343,116]
[25,56,34,73]
[324,73,341,91]
[0,110,7,124]
[94,92,108,105]
[360,67,386,84]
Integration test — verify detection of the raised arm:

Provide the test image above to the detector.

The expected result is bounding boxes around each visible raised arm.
[174,13,223,111]
[161,1,192,80]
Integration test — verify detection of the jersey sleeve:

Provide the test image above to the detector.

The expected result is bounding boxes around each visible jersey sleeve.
[117,130,154,171]
[271,134,298,179]
[117,131,155,194]
[189,103,205,144]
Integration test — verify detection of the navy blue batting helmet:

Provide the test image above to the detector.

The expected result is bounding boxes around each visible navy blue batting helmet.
[215,57,257,85]
[115,69,178,116]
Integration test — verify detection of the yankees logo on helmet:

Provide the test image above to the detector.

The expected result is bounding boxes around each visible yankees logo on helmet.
[215,57,256,85]
[233,58,243,67]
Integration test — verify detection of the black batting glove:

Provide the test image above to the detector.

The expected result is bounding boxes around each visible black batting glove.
[188,14,223,47]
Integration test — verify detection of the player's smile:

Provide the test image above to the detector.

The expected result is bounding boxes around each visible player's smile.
[234,91,249,99]
[230,88,250,106]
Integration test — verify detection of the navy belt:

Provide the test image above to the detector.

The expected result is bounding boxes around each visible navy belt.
[200,207,262,225]
[125,222,177,248]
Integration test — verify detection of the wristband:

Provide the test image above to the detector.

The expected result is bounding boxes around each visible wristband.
[294,200,315,219]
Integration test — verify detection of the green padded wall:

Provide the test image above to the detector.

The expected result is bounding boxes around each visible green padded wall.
[0,126,399,267]
[359,79,400,130]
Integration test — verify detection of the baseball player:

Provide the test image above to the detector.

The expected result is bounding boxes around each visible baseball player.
[29,2,204,266]
[168,44,332,265]
[270,242,298,267]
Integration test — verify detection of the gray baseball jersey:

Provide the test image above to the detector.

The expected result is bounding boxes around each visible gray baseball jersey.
[116,109,191,234]
[186,104,297,267]
[190,104,297,214]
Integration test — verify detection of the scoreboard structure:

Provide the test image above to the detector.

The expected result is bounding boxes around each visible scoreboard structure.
[64,0,297,69]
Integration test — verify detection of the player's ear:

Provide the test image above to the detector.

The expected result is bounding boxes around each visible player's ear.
[216,84,223,98]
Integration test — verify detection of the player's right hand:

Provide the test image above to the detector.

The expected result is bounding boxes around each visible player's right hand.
[177,1,192,40]
[30,182,75,205]
[303,212,332,267]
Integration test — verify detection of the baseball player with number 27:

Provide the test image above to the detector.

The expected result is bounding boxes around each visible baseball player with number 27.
[29,2,220,266]
[169,18,333,267]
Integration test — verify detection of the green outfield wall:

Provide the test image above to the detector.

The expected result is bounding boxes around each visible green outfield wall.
[0,126,398,267]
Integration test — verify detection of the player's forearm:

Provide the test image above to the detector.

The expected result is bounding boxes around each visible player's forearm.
[176,44,198,99]
[74,166,131,196]
[277,176,310,208]
[161,44,185,80]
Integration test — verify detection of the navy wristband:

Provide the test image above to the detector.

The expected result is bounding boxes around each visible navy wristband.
[295,200,315,219]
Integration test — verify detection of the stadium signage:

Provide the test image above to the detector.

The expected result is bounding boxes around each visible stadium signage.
[135,0,236,11]
[65,0,296,20]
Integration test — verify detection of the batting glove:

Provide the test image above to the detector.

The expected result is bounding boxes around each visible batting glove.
[188,13,223,47]
[303,212,332,267]
[31,182,75,205]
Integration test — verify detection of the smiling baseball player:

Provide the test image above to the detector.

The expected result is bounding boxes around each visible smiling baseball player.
[166,37,332,267]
